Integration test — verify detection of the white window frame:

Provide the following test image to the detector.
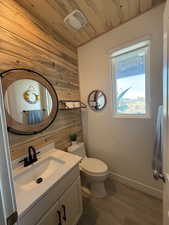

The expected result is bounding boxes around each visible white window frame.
[109,39,151,119]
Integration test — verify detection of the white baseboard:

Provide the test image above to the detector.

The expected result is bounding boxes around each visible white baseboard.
[109,172,162,200]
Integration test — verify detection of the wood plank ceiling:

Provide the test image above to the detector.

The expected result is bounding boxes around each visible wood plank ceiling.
[16,0,165,48]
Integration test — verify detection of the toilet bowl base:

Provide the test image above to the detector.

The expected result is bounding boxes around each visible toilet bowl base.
[90,181,107,198]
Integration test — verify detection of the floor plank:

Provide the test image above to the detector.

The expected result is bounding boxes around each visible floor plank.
[78,179,162,225]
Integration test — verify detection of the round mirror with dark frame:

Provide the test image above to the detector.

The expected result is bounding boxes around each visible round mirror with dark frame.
[88,90,107,111]
[1,68,59,135]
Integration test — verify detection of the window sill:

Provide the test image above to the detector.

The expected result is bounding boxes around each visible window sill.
[112,114,151,119]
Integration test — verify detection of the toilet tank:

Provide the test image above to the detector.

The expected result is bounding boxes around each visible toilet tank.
[67,142,86,158]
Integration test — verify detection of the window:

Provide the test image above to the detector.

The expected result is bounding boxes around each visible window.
[111,40,150,118]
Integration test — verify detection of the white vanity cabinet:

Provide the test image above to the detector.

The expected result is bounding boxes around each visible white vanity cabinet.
[36,201,60,225]
[59,177,82,225]
[18,164,83,225]
[37,177,82,225]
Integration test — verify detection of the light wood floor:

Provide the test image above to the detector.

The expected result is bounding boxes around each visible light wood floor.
[78,179,162,225]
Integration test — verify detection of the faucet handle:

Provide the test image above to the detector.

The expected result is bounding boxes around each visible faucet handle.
[18,157,29,167]
[19,157,27,163]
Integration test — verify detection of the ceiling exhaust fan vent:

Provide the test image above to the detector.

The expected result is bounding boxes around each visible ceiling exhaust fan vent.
[64,10,88,30]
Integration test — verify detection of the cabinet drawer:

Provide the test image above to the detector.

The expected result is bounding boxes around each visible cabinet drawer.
[19,165,80,225]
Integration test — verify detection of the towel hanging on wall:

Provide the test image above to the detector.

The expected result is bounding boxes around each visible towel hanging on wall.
[152,105,165,182]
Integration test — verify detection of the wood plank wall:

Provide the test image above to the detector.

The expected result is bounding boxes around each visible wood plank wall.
[0,0,82,160]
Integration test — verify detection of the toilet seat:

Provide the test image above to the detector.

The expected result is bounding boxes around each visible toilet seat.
[80,157,108,176]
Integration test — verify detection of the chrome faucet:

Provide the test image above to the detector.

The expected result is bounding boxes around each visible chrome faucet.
[19,146,40,167]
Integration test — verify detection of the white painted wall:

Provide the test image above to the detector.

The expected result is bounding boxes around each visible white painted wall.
[78,4,164,195]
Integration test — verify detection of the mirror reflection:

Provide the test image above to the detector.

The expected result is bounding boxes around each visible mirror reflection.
[88,90,106,111]
[5,79,53,125]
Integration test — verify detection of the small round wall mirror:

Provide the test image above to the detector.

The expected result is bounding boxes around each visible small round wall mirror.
[88,90,107,111]
[1,69,59,135]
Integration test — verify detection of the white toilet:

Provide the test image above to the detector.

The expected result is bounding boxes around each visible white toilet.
[68,142,109,198]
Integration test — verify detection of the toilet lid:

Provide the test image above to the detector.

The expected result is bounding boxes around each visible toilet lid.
[80,157,108,175]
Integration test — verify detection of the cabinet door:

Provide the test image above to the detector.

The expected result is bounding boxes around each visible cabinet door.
[59,177,83,225]
[37,201,61,225]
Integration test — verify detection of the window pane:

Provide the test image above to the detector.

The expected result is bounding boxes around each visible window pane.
[113,47,147,115]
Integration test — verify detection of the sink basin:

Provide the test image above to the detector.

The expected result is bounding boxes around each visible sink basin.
[14,156,65,191]
[13,148,81,217]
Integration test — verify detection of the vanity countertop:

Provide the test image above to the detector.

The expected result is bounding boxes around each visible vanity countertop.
[13,148,81,217]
